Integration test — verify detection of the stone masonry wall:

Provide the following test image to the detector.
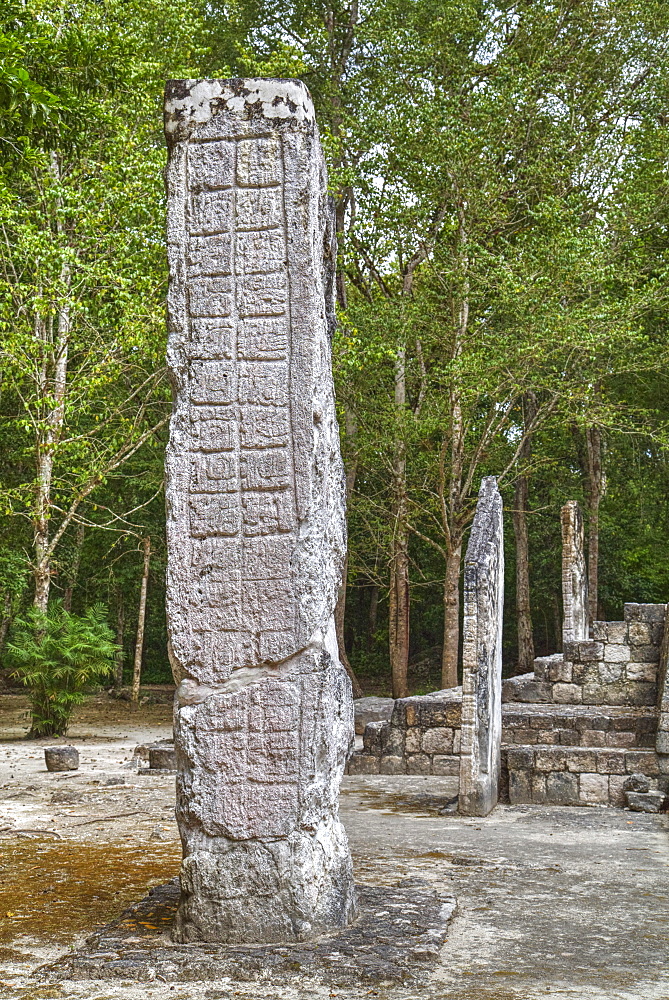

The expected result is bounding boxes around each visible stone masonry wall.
[505,746,668,807]
[503,604,665,707]
[349,602,668,810]
[502,704,657,748]
[347,690,462,777]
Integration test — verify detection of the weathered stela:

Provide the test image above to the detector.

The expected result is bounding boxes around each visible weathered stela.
[164,78,356,943]
[561,500,588,644]
[459,476,504,817]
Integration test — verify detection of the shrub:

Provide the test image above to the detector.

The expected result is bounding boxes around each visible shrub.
[7,602,120,737]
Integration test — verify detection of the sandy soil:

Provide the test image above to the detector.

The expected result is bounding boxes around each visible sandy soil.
[1,692,668,1000]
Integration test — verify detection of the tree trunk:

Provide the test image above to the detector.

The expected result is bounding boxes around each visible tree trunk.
[368,583,379,648]
[0,592,12,653]
[114,589,125,689]
[441,542,462,688]
[131,537,151,707]
[512,392,537,674]
[33,561,51,616]
[389,343,409,700]
[335,551,363,698]
[438,259,468,693]
[334,407,363,698]
[33,155,71,612]
[63,522,85,612]
[585,426,605,627]
[389,522,410,699]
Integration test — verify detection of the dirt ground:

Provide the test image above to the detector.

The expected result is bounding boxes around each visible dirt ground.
[1,692,668,1000]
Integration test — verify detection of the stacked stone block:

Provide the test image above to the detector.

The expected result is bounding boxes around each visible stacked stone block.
[505,746,668,807]
[347,690,462,777]
[502,704,657,748]
[502,604,668,807]
[349,601,668,810]
[503,604,665,707]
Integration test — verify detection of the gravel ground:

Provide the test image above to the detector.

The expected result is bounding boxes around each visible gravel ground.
[1,692,668,1000]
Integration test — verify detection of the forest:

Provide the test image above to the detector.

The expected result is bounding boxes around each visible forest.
[2,0,669,702]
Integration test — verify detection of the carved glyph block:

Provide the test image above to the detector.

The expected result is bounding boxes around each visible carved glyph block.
[164,77,355,944]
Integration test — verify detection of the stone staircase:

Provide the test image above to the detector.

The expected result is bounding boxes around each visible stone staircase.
[348,602,668,811]
[502,703,657,749]
[502,603,667,809]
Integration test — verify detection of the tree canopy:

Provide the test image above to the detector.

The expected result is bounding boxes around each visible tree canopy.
[2,0,669,696]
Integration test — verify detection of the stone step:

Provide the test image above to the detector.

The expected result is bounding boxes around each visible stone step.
[502,703,657,749]
[502,744,668,808]
[502,671,551,703]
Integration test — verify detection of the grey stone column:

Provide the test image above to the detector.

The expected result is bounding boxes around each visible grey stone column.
[656,606,669,755]
[459,476,504,817]
[561,501,588,644]
[164,78,356,944]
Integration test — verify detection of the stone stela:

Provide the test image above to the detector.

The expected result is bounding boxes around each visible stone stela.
[163,78,356,944]
[459,476,504,817]
[561,500,588,644]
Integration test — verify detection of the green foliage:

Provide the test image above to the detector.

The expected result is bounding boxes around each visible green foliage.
[1,0,669,695]
[7,602,120,736]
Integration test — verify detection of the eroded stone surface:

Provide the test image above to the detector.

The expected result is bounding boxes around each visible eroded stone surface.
[561,500,588,644]
[626,790,667,812]
[164,77,355,943]
[655,605,669,756]
[459,477,504,817]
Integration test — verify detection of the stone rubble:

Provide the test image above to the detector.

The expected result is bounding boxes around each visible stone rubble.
[44,746,79,772]
[39,877,457,987]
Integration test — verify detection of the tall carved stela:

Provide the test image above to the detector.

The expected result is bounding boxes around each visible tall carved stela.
[561,500,588,645]
[459,476,504,817]
[164,79,356,944]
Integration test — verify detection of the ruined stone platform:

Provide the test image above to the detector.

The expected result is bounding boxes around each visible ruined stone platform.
[38,879,456,987]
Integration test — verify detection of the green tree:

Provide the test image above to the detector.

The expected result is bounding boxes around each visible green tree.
[7,601,120,736]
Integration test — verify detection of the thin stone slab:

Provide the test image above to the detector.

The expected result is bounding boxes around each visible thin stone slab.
[37,878,456,987]
[163,77,355,943]
[459,476,504,817]
[656,605,669,754]
[561,500,588,644]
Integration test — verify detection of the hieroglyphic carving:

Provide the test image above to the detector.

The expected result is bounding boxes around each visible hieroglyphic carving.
[561,500,588,644]
[459,476,504,817]
[164,78,355,944]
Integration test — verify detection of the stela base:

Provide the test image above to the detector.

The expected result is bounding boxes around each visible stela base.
[38,879,456,987]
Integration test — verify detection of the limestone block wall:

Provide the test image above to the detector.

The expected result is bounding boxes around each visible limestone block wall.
[349,601,668,811]
[502,705,657,748]
[347,690,462,777]
[505,746,667,807]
